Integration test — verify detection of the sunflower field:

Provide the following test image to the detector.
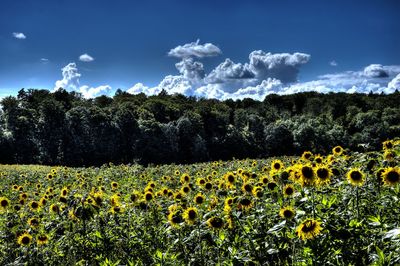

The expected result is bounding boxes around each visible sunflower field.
[0,139,399,265]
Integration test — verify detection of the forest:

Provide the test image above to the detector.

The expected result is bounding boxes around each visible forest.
[0,88,399,166]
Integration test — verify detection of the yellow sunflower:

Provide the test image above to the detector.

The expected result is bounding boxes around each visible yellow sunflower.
[296,219,322,240]
[17,232,33,246]
[381,167,400,186]
[279,206,296,220]
[346,169,365,186]
[182,207,199,225]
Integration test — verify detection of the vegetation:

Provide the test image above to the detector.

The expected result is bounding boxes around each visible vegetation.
[0,139,399,265]
[1,88,399,166]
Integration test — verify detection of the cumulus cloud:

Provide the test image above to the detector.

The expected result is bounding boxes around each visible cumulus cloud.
[79,85,112,99]
[13,32,26,39]
[126,40,400,100]
[54,62,111,98]
[363,64,389,78]
[79,53,95,62]
[248,51,310,83]
[388,73,400,92]
[206,58,255,83]
[54,63,81,91]
[330,60,338,66]
[175,58,205,81]
[168,39,222,59]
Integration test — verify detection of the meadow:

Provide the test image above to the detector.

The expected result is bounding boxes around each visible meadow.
[0,139,399,265]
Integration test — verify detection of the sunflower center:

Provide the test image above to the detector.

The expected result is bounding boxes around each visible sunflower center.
[350,171,362,181]
[302,166,314,179]
[387,171,399,182]
[0,200,8,207]
[21,236,31,245]
[301,221,316,233]
[317,168,329,179]
[274,163,281,170]
[188,210,197,220]
[283,210,293,218]
[240,198,251,206]
[285,187,294,195]
[227,175,234,183]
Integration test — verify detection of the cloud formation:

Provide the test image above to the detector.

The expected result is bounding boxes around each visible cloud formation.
[168,39,222,59]
[330,60,338,66]
[13,32,26,39]
[54,63,111,98]
[79,53,95,62]
[363,64,389,78]
[248,51,310,83]
[54,63,81,91]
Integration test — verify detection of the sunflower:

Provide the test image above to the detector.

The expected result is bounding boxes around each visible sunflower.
[271,159,284,172]
[332,146,344,156]
[382,140,394,150]
[279,206,296,220]
[29,201,40,211]
[346,169,365,186]
[174,191,184,201]
[61,187,69,196]
[37,234,49,245]
[49,203,60,214]
[183,207,199,225]
[110,205,124,214]
[111,181,118,190]
[194,193,205,205]
[180,185,191,194]
[17,233,33,246]
[196,178,206,186]
[296,219,322,240]
[381,167,400,186]
[283,184,295,197]
[242,182,253,193]
[168,211,183,227]
[225,172,236,185]
[316,165,332,186]
[267,181,278,191]
[384,150,396,161]
[144,192,154,201]
[204,182,213,190]
[206,217,224,229]
[180,173,190,183]
[28,217,40,228]
[238,197,253,210]
[314,155,324,165]
[299,165,316,187]
[302,151,313,161]
[252,186,263,198]
[0,197,10,210]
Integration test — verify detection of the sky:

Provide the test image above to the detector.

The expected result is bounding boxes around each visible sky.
[1,0,400,100]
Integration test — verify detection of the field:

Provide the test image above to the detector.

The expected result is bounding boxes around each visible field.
[0,140,399,265]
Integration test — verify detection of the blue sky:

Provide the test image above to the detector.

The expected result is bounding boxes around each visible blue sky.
[1,0,400,99]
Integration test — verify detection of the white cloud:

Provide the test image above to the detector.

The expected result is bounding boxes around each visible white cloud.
[40,58,49,63]
[79,85,112,99]
[12,32,26,39]
[206,58,255,84]
[387,73,400,92]
[79,53,95,62]
[126,41,400,101]
[330,60,338,66]
[53,62,111,98]
[248,51,310,83]
[175,58,205,81]
[168,39,222,59]
[363,64,388,78]
[54,63,81,91]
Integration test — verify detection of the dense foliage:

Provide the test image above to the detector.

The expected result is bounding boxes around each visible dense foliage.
[1,88,399,166]
[0,140,399,265]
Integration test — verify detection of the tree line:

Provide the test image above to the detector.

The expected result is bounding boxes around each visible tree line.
[0,88,399,166]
